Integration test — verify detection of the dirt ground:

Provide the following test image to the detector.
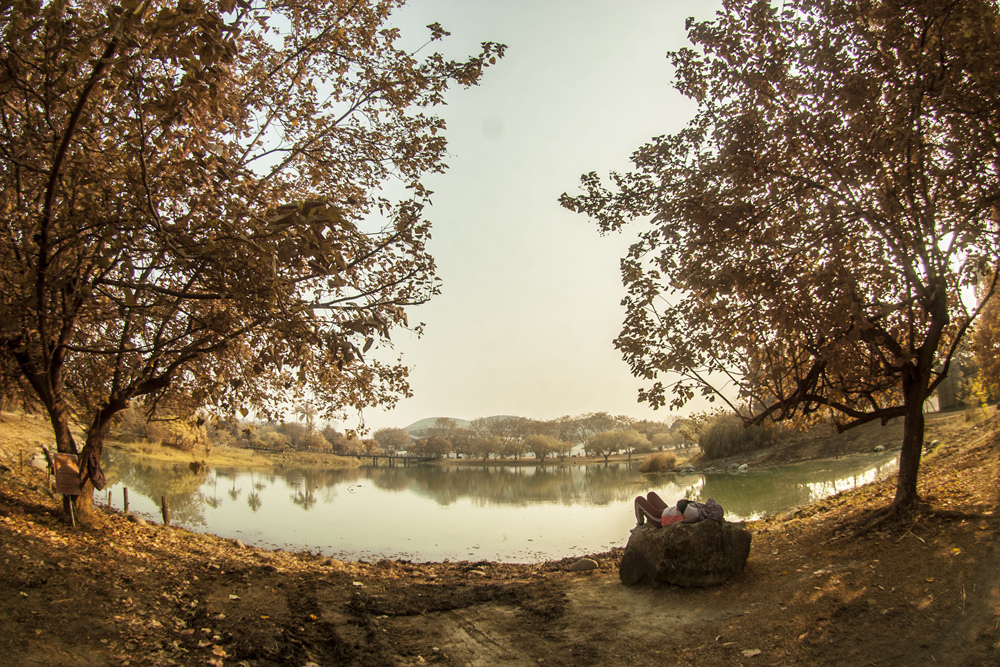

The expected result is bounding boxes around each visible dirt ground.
[0,410,998,666]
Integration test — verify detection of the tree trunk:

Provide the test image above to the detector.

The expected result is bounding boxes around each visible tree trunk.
[46,397,78,454]
[71,402,121,523]
[892,373,927,511]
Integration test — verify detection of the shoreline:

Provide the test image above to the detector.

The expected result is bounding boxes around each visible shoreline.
[0,409,997,665]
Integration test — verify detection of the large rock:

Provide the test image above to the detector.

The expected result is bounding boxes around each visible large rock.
[619,520,752,587]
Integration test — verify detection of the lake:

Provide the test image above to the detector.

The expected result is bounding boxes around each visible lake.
[101,449,899,563]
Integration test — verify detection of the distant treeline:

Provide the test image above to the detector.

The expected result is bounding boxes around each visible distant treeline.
[104,404,787,464]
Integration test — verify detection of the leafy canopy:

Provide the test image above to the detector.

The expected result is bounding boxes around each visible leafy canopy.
[0,0,504,477]
[562,0,1000,508]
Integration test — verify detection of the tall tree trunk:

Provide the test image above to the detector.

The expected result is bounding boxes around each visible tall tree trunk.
[892,368,928,511]
[46,396,78,455]
[12,345,77,454]
[72,400,122,522]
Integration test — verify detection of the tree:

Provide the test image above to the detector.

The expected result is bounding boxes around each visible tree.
[411,434,451,458]
[300,430,330,452]
[446,426,474,459]
[425,417,472,455]
[651,431,684,452]
[613,429,650,461]
[563,0,1000,512]
[471,416,530,452]
[322,426,347,452]
[698,414,774,460]
[293,405,318,432]
[428,417,459,439]
[577,412,620,440]
[584,431,622,463]
[373,427,411,454]
[970,273,1000,403]
[0,0,503,516]
[547,415,585,446]
[524,433,563,463]
[469,435,501,462]
[279,422,308,449]
[632,418,672,442]
[338,435,365,457]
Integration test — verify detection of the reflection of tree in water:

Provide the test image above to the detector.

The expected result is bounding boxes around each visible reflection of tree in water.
[355,456,896,513]
[206,474,223,509]
[282,467,359,491]
[228,476,241,501]
[290,481,317,510]
[247,490,263,512]
[278,467,360,511]
[632,473,705,509]
[579,464,649,505]
[698,472,812,518]
[247,473,262,512]
[361,462,653,507]
[104,449,899,523]
[364,466,413,493]
[698,456,898,519]
[101,449,210,525]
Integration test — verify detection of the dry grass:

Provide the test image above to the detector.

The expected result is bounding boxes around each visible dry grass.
[638,451,677,472]
[0,411,358,470]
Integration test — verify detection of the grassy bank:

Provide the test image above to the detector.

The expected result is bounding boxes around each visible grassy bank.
[0,409,997,665]
[0,411,360,470]
[1,409,999,665]
[105,438,362,469]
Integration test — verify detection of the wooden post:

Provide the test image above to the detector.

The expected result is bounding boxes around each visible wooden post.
[123,487,129,514]
[107,490,112,506]
[160,496,169,526]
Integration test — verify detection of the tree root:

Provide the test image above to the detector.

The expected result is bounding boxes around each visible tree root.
[850,500,994,538]
[852,501,928,537]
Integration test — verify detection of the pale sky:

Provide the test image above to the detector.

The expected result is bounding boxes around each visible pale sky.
[356,1,723,431]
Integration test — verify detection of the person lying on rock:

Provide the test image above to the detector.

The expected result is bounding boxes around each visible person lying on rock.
[633,492,724,528]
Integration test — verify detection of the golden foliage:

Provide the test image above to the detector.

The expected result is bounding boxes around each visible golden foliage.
[0,1,504,491]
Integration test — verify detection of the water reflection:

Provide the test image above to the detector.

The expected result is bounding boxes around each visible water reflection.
[101,449,898,562]
[105,449,212,526]
[247,472,263,513]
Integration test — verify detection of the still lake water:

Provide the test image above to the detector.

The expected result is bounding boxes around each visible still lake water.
[102,449,898,563]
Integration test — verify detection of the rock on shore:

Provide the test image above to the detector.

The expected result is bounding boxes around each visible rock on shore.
[619,520,752,587]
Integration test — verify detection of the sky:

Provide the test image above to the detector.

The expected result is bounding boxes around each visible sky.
[354,0,724,431]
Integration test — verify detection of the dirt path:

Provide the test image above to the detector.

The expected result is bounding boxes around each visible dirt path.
[0,410,998,665]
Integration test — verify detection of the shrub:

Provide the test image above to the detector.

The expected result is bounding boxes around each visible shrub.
[699,414,774,460]
[301,430,331,451]
[638,452,677,473]
[149,420,206,453]
[111,403,153,441]
[257,431,290,451]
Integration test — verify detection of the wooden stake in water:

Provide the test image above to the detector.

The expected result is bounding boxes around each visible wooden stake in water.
[123,487,129,515]
[161,496,169,526]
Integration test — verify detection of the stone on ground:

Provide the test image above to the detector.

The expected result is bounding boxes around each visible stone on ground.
[619,520,752,587]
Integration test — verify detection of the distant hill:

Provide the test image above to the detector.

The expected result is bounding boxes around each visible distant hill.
[403,415,522,437]
[402,417,472,437]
